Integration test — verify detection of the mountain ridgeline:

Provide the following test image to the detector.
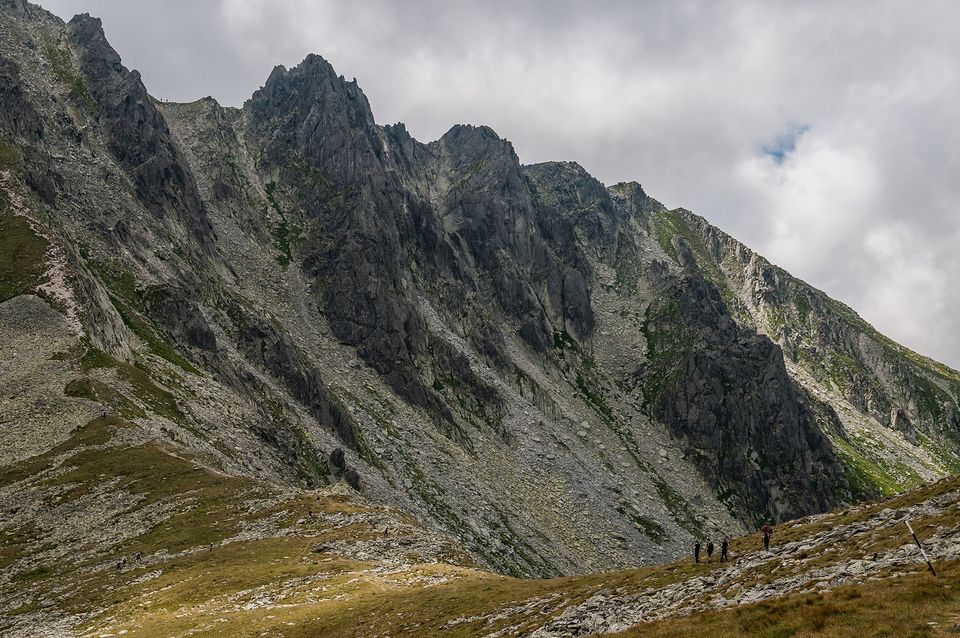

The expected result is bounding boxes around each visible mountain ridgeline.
[2,0,960,580]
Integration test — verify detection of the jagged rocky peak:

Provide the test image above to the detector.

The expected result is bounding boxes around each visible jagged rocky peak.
[247,53,377,132]
[245,54,383,182]
[255,54,363,106]
[0,0,57,20]
[66,13,121,70]
[0,0,29,16]
[609,179,665,217]
[440,123,512,153]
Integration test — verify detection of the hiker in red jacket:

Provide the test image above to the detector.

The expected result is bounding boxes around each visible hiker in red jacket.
[761,523,772,550]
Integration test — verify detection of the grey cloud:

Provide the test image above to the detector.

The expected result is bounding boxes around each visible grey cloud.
[40,0,960,368]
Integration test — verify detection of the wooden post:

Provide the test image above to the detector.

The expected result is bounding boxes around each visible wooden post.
[905,518,937,577]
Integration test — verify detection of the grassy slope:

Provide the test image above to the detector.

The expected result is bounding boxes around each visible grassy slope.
[3,406,958,637]
[614,567,960,638]
[0,212,48,303]
[73,477,960,637]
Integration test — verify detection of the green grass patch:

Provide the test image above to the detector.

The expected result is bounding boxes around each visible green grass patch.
[5,437,297,619]
[0,138,19,171]
[114,293,199,374]
[0,214,48,303]
[64,376,146,418]
[833,437,907,497]
[79,346,184,422]
[792,286,812,323]
[552,328,581,354]
[633,515,667,543]
[0,523,41,571]
[551,328,614,421]
[88,260,199,374]
[43,41,96,111]
[0,415,131,488]
[654,477,702,538]
[575,371,614,421]
[639,294,689,409]
[264,182,302,267]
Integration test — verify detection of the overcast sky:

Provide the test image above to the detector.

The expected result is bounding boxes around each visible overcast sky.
[43,0,960,370]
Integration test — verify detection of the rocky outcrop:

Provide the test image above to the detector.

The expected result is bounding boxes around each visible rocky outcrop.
[142,285,217,350]
[644,273,849,523]
[240,59,598,434]
[529,484,960,637]
[67,13,215,248]
[649,207,960,486]
[235,313,357,449]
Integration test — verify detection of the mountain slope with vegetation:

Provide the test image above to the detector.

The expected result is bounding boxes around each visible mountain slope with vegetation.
[1,2,960,633]
[647,207,960,495]
[2,412,957,636]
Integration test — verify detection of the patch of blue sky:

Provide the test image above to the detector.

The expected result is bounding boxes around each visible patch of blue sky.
[761,123,809,164]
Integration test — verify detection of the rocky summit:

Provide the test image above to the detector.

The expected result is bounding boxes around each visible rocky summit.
[1,1,959,635]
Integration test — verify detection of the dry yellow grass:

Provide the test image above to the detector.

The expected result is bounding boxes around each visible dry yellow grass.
[611,562,960,638]
[5,416,959,638]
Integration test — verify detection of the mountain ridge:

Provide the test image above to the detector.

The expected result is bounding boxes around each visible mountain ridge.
[1,3,958,624]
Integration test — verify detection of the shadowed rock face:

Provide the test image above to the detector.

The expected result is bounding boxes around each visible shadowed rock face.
[67,13,214,247]
[241,58,598,430]
[237,314,358,449]
[0,57,42,141]
[647,273,846,524]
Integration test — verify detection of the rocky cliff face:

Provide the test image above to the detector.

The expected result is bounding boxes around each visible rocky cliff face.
[1,0,958,587]
[646,208,960,495]
[644,272,846,523]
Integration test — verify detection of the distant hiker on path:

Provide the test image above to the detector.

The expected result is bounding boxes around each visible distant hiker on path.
[706,540,714,563]
[721,536,729,562]
[762,523,772,550]
[694,540,701,564]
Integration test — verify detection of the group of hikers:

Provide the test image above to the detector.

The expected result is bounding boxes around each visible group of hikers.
[693,523,773,564]
[693,537,728,563]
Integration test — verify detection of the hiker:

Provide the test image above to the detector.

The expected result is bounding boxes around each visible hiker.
[761,523,772,550]
[721,536,729,562]
[694,540,701,564]
[706,540,714,563]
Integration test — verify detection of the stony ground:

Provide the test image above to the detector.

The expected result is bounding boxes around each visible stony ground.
[1,402,957,637]
[530,484,960,636]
